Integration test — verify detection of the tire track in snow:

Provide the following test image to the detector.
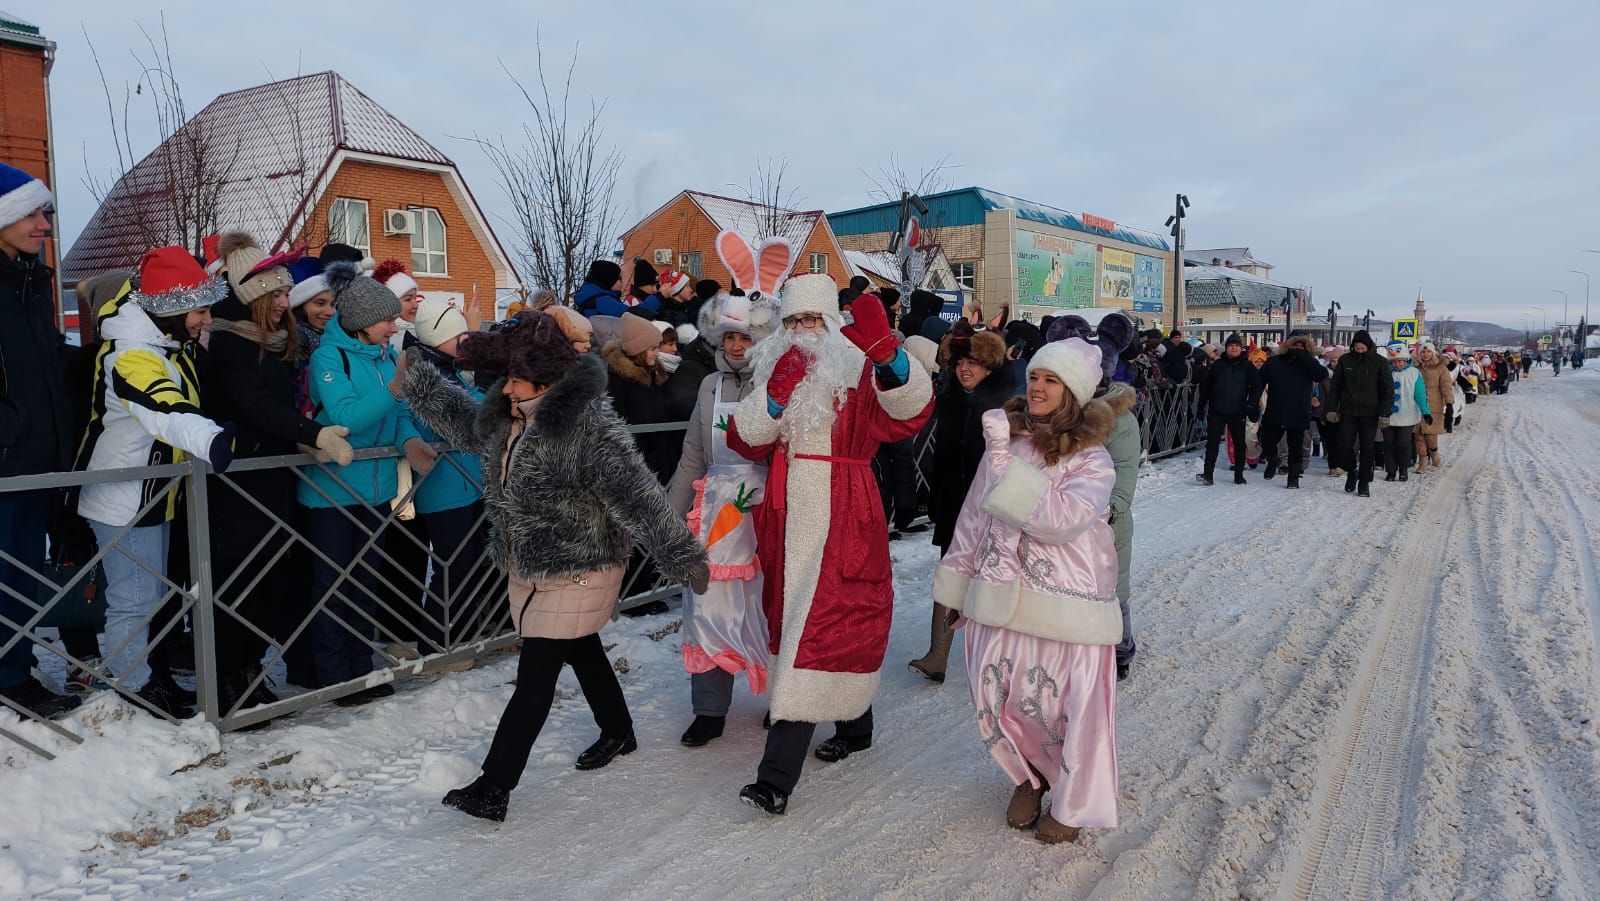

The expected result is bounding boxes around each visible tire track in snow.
[1281,410,1490,901]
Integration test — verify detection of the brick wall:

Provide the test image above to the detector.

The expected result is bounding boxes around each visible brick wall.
[1,44,54,274]
[298,160,502,321]
[622,194,852,295]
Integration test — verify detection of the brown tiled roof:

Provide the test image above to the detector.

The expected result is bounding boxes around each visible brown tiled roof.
[62,71,452,285]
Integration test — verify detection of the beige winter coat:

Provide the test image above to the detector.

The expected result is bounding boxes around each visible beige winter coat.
[1416,355,1452,436]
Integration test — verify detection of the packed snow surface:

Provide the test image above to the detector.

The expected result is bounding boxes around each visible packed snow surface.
[5,368,1599,899]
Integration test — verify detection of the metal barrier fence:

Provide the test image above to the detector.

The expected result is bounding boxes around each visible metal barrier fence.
[1135,383,1205,461]
[0,424,690,758]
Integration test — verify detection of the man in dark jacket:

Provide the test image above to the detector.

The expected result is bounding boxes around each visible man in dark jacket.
[1197,334,1258,485]
[573,260,627,318]
[0,164,79,718]
[1251,332,1328,489]
[1326,329,1394,497]
[1159,329,1193,384]
[907,321,1013,683]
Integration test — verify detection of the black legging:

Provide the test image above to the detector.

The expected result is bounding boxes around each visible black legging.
[480,633,632,791]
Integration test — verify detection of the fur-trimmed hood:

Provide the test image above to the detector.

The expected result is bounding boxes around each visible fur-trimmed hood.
[600,338,667,386]
[1281,334,1318,356]
[1098,381,1137,417]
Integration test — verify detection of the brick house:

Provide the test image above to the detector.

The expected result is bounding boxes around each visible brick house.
[620,190,851,293]
[0,12,60,310]
[62,72,516,338]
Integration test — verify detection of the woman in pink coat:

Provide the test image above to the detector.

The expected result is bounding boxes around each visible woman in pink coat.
[934,337,1122,844]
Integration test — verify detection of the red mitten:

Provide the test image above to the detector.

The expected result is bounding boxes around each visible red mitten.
[768,347,811,409]
[841,294,899,364]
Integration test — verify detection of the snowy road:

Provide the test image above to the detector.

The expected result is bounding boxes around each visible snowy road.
[6,368,1600,899]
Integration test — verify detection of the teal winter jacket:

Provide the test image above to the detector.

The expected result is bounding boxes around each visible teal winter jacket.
[298,312,421,509]
[411,347,485,515]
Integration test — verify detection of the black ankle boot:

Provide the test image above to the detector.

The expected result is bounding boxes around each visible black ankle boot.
[575,731,637,770]
[814,733,872,762]
[442,775,509,822]
[739,781,789,815]
[680,715,726,747]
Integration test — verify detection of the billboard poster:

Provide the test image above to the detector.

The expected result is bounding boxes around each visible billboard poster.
[1132,254,1165,313]
[1015,228,1096,309]
[1099,248,1135,309]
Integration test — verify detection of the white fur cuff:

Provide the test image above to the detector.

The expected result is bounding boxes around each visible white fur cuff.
[962,578,1122,646]
[875,357,933,422]
[981,460,1051,527]
[932,565,970,610]
[731,386,781,447]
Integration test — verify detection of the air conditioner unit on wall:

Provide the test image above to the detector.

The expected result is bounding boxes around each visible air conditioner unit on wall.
[653,248,673,265]
[384,209,417,236]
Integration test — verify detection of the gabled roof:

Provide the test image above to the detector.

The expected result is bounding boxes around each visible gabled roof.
[62,72,457,285]
[845,246,950,286]
[0,9,50,49]
[1186,247,1273,270]
[625,189,824,250]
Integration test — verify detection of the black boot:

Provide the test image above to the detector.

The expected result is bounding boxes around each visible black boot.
[814,733,872,763]
[1264,460,1279,479]
[680,715,726,747]
[575,731,637,770]
[1345,472,1358,493]
[1286,474,1301,489]
[1358,482,1371,497]
[739,781,789,815]
[442,775,509,822]
[1399,469,1409,482]
[136,678,195,718]
[1,677,82,720]
[1233,471,1247,485]
[1384,472,1396,482]
[1197,472,1214,486]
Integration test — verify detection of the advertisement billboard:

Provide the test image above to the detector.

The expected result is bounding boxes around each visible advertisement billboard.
[1132,254,1165,313]
[1099,248,1134,309]
[1015,228,1096,309]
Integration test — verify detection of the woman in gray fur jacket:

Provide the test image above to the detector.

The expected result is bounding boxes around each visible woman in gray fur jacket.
[402,311,709,822]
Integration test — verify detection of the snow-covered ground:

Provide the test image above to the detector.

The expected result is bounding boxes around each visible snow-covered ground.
[5,367,1600,899]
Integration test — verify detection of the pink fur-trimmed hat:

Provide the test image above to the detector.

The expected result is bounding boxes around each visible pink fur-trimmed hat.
[1028,338,1103,406]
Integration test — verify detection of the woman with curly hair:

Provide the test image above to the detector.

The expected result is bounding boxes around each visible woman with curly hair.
[933,337,1121,845]
[403,311,709,822]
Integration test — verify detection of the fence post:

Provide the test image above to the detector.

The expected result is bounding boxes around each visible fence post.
[185,459,221,726]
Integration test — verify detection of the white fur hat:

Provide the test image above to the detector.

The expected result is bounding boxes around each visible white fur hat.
[778,273,839,321]
[1028,338,1103,406]
[288,274,329,309]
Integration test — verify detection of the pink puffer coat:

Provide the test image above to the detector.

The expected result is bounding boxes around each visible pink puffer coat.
[933,409,1121,646]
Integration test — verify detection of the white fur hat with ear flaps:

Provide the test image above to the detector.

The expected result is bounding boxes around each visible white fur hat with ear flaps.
[778,273,840,321]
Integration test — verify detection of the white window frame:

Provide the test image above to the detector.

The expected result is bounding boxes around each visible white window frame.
[409,206,448,276]
[808,252,827,275]
[953,261,977,290]
[327,198,370,253]
[680,251,703,279]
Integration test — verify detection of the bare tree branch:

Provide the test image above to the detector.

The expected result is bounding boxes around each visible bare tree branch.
[861,153,957,209]
[457,35,620,302]
[729,157,805,243]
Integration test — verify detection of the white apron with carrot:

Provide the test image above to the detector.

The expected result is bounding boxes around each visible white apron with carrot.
[682,381,771,692]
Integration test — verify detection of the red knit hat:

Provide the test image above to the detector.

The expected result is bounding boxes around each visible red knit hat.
[131,246,226,315]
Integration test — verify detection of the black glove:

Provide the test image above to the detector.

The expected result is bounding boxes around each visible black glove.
[1248,410,1260,423]
[1423,413,1434,426]
[208,422,236,474]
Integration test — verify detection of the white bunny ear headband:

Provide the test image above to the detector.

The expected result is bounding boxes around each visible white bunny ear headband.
[715,230,796,300]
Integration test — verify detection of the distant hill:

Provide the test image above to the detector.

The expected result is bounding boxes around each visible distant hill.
[1429,319,1529,347]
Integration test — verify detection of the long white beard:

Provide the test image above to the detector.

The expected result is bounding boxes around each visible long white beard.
[750,321,866,446]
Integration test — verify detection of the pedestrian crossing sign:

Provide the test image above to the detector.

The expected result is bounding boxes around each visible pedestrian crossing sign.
[1393,318,1418,339]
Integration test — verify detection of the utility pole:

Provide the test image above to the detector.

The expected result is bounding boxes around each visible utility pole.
[1327,301,1341,347]
[1552,290,1569,350]
[1165,193,1189,333]
[1569,268,1589,356]
[1364,308,1374,332]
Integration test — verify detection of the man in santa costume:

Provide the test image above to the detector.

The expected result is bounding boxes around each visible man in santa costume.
[727,273,933,815]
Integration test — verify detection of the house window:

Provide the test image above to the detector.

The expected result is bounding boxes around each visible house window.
[327,198,369,252]
[680,251,702,279]
[952,261,977,290]
[409,206,447,275]
[808,252,827,275]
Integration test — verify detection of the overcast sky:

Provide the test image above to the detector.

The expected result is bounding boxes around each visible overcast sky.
[29,0,1599,329]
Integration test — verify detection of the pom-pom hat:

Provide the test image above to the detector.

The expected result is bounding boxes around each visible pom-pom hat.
[1027,337,1102,406]
[130,246,227,316]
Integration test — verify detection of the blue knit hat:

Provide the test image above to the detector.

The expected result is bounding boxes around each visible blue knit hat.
[0,162,51,229]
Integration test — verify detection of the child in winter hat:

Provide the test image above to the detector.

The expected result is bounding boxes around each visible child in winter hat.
[325,261,401,333]
[0,161,51,239]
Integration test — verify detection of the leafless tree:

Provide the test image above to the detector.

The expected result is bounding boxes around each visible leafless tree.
[730,157,807,243]
[861,152,957,210]
[463,37,621,302]
[82,15,241,261]
[1430,314,1459,346]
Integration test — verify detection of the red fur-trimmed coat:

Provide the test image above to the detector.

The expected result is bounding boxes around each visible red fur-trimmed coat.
[727,359,932,723]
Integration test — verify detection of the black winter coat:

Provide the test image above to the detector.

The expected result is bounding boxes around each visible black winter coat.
[1159,340,1192,384]
[201,295,324,559]
[1254,347,1329,429]
[0,252,73,476]
[601,340,678,484]
[1200,354,1258,417]
[664,336,716,424]
[1328,350,1395,418]
[928,366,1016,551]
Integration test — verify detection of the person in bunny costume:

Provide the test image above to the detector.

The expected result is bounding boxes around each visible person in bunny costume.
[666,231,785,748]
[934,337,1122,844]
[725,240,934,815]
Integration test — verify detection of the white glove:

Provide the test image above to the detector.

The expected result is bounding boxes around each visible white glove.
[315,426,354,466]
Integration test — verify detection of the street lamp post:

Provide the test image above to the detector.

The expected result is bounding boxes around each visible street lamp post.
[1551,290,1569,349]
[1567,269,1589,355]
[1363,308,1374,332]
[1327,300,1341,346]
[1165,194,1190,333]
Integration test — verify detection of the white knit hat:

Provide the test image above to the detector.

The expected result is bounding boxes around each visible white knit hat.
[675,323,699,345]
[1027,338,1102,406]
[414,296,469,348]
[778,273,839,321]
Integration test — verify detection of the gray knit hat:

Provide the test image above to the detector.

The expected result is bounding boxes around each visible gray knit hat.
[326,261,401,332]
